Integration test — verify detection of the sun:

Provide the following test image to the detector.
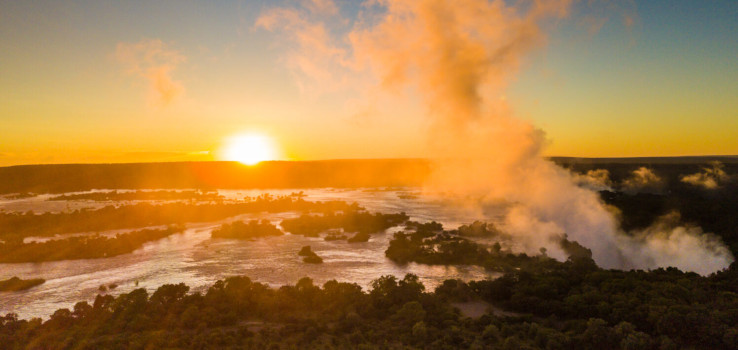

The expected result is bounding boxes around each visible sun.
[221,134,278,165]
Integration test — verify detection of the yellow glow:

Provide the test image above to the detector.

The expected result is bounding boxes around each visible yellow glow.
[221,134,278,165]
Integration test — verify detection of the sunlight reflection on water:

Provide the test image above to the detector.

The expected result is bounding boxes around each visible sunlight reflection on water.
[0,188,504,319]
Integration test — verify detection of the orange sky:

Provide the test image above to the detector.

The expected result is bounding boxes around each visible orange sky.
[1,0,737,166]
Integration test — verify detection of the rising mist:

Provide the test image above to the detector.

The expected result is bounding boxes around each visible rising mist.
[258,0,733,274]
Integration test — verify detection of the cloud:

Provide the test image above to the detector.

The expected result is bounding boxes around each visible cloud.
[681,161,731,189]
[255,3,350,97]
[578,0,638,35]
[579,15,608,37]
[621,167,664,194]
[622,13,635,29]
[115,39,186,105]
[305,0,339,15]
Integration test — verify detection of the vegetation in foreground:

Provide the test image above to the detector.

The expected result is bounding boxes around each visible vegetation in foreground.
[2,254,738,349]
[0,277,45,292]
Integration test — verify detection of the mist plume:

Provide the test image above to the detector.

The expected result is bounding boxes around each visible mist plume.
[681,161,731,189]
[620,212,734,275]
[574,169,613,191]
[621,166,664,194]
[258,0,733,273]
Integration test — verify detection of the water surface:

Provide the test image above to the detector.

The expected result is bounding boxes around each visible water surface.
[0,188,503,319]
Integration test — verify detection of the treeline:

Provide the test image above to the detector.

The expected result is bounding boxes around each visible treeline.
[3,157,735,195]
[0,159,431,194]
[211,220,283,240]
[210,209,410,241]
[1,193,35,200]
[47,190,224,202]
[2,258,738,349]
[0,226,183,263]
[0,277,45,292]
[280,211,409,237]
[385,221,567,272]
[0,195,356,242]
[464,260,738,349]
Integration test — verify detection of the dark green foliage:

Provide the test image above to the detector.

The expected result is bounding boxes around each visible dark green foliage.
[0,160,432,194]
[404,220,443,233]
[1,193,35,200]
[298,246,323,263]
[298,246,313,256]
[280,210,408,237]
[470,261,738,349]
[385,222,540,272]
[558,235,593,259]
[386,231,491,266]
[0,226,183,263]
[457,220,502,238]
[0,195,355,242]
[211,220,283,239]
[48,189,225,201]
[0,277,45,292]
[3,261,737,349]
[3,251,738,350]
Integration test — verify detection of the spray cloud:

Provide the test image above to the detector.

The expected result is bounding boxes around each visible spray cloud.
[681,161,731,189]
[258,0,733,274]
[621,167,664,194]
[574,169,613,191]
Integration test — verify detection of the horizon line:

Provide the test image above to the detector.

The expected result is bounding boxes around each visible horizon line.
[3,155,738,168]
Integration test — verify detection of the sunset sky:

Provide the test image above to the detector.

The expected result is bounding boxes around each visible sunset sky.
[1,0,736,166]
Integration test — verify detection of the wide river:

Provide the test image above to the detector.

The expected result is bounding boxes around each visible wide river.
[0,188,505,319]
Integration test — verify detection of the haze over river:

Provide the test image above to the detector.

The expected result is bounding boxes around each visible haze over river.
[0,188,505,319]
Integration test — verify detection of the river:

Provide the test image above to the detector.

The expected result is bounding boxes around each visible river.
[0,188,505,319]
